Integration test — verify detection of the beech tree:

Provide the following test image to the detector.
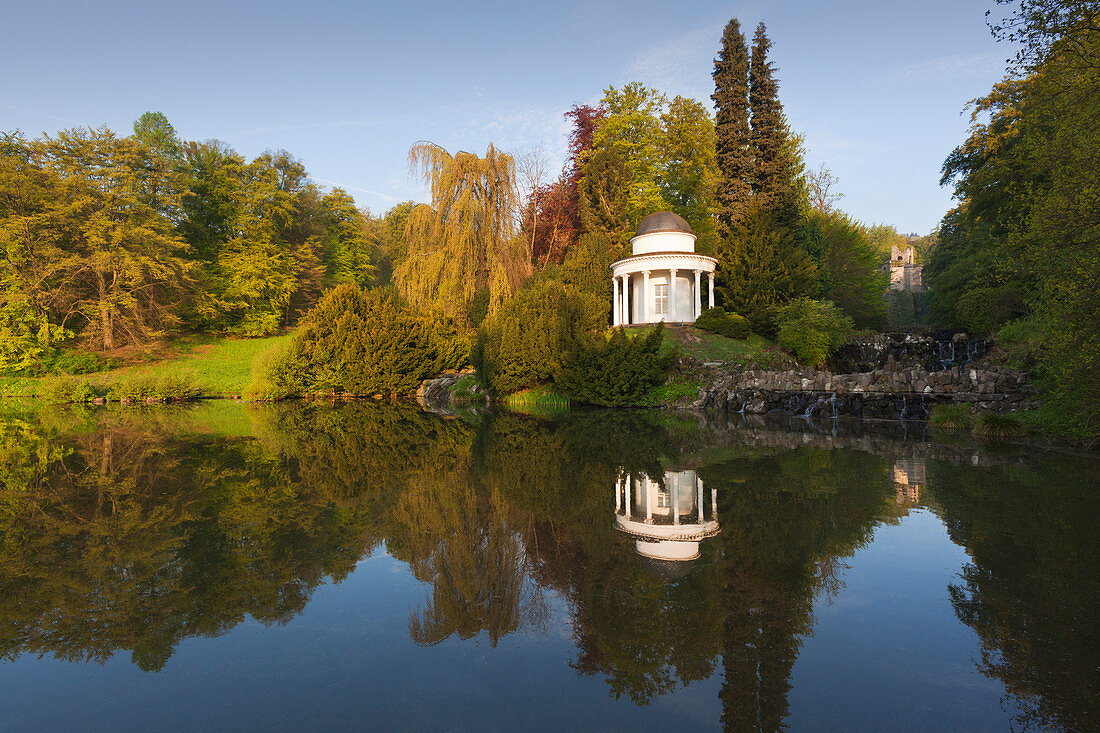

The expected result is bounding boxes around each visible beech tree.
[659,96,719,248]
[27,127,194,349]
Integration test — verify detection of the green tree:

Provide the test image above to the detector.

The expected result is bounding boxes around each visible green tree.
[716,203,818,332]
[35,127,194,349]
[712,17,753,231]
[319,188,376,288]
[577,147,633,255]
[659,96,719,250]
[592,83,670,229]
[132,111,182,164]
[813,212,888,328]
[749,22,802,225]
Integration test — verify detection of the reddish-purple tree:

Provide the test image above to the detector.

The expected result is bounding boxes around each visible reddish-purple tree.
[521,104,607,266]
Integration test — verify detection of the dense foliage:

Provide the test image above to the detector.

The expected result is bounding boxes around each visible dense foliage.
[0,120,384,369]
[774,298,854,367]
[929,1,1100,441]
[472,278,603,394]
[556,325,675,407]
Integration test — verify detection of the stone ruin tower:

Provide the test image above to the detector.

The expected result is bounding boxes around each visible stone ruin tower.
[888,245,923,292]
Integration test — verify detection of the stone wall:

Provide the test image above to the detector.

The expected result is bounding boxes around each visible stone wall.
[689,360,1036,421]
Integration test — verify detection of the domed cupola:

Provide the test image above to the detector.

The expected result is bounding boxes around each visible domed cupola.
[609,210,717,325]
[635,211,693,237]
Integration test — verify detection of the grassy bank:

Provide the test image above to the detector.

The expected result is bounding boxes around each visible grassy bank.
[0,334,293,400]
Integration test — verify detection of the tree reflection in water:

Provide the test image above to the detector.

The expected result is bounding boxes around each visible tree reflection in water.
[931,455,1100,732]
[0,402,1096,730]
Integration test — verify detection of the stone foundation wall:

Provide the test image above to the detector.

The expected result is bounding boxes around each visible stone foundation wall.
[690,361,1036,420]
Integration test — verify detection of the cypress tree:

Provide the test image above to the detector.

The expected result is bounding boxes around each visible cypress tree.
[712,18,752,233]
[749,22,800,225]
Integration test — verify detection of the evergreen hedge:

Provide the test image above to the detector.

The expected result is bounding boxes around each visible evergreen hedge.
[473,278,602,394]
[252,283,469,398]
[556,325,675,407]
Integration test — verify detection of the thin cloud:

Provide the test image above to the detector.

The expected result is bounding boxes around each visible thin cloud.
[888,52,1004,83]
[0,103,85,126]
[312,177,403,204]
[622,23,723,100]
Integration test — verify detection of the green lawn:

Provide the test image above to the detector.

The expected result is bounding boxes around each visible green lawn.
[662,326,788,367]
[0,333,292,398]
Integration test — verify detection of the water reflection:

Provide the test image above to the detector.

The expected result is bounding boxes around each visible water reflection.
[0,403,1096,729]
[614,469,719,575]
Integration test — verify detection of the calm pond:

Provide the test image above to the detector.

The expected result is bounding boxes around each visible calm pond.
[0,401,1096,731]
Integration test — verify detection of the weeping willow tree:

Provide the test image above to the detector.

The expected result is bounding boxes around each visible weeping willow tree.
[396,141,527,321]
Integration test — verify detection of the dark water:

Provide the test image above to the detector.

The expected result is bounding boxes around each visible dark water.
[0,401,1096,732]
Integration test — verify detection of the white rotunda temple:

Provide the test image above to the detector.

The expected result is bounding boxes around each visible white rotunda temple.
[610,211,718,327]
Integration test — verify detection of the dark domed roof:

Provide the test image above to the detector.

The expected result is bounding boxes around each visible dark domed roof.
[635,211,693,237]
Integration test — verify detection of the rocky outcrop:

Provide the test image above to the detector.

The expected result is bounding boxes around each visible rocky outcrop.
[416,372,491,409]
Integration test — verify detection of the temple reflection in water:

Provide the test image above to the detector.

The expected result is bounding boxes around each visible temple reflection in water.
[613,469,720,577]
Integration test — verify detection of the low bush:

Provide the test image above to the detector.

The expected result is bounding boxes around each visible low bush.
[244,340,302,401]
[774,298,854,367]
[928,403,973,430]
[46,350,117,375]
[106,369,206,402]
[694,307,751,339]
[41,374,100,403]
[556,324,675,407]
[973,411,1029,439]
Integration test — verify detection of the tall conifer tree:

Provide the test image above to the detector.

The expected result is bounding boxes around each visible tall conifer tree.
[749,22,800,225]
[712,18,752,232]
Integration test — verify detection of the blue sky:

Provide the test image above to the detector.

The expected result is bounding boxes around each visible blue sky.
[2,0,1014,233]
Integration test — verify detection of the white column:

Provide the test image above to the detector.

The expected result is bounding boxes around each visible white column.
[698,478,704,522]
[669,268,678,322]
[672,473,680,525]
[708,272,715,310]
[616,477,622,512]
[711,488,718,519]
[646,477,653,523]
[612,275,621,326]
[643,270,651,323]
[622,273,630,325]
[625,475,631,518]
[694,270,702,319]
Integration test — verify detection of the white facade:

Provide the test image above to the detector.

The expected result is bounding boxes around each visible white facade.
[610,214,717,326]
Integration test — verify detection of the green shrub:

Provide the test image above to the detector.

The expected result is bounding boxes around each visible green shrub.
[556,324,675,407]
[929,403,973,430]
[973,411,1029,439]
[774,298,854,367]
[46,350,116,375]
[473,279,603,394]
[256,284,468,398]
[693,307,751,339]
[41,374,99,403]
